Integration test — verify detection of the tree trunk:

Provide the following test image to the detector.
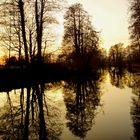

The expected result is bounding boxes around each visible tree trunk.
[35,0,44,64]
[18,0,29,64]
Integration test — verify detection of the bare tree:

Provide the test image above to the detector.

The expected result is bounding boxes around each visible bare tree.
[108,43,125,68]
[129,0,140,63]
[0,0,63,65]
[63,3,100,70]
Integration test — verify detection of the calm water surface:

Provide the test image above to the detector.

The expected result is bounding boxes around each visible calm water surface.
[0,70,139,140]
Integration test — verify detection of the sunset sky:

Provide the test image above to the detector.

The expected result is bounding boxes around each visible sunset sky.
[66,0,130,50]
[0,0,130,58]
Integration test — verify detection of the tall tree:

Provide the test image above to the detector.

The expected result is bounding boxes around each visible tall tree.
[0,0,62,64]
[35,0,44,63]
[108,43,125,68]
[63,3,100,70]
[0,0,25,61]
[129,0,140,63]
[18,0,29,63]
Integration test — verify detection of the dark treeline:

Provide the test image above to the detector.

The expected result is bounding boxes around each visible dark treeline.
[0,1,139,140]
[0,2,103,73]
[108,0,140,70]
[0,1,140,76]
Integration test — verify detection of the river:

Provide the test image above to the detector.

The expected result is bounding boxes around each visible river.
[0,70,139,140]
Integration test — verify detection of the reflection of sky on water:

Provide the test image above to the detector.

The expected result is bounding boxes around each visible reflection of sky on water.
[87,73,133,140]
[0,71,139,140]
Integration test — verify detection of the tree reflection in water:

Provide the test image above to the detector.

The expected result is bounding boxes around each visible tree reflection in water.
[1,69,139,140]
[0,83,63,140]
[109,68,128,89]
[109,69,140,140]
[63,72,105,139]
[130,73,140,140]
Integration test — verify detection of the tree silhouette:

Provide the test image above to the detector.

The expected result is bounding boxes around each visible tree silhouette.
[108,43,126,69]
[62,3,100,71]
[0,0,62,64]
[129,0,140,64]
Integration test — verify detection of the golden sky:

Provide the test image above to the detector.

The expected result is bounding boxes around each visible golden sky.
[66,0,129,50]
[0,0,130,58]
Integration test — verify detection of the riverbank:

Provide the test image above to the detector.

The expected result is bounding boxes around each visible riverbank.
[0,63,99,91]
